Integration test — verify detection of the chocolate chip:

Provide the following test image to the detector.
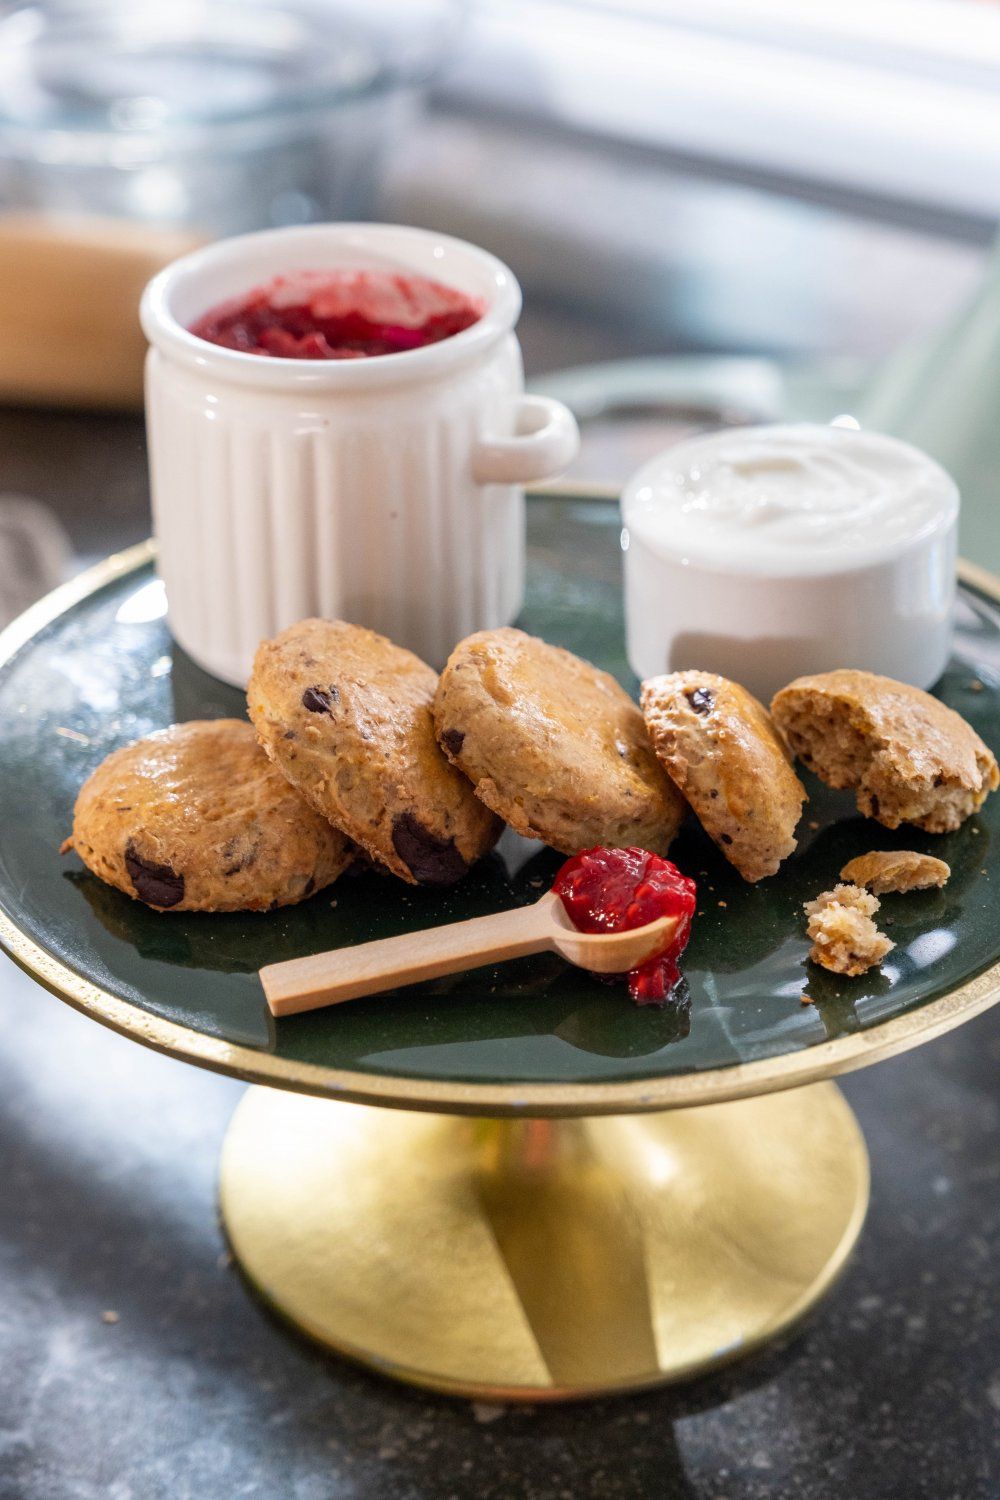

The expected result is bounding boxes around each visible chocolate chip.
[720,833,733,845]
[441,728,465,758]
[685,687,715,715]
[302,685,339,714]
[303,876,316,897]
[124,840,185,908]
[391,812,468,886]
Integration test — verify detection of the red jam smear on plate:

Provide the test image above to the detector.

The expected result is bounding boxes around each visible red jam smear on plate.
[189,269,484,359]
[552,846,697,1005]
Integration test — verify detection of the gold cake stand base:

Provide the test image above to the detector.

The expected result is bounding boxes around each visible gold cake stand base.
[219,1081,869,1401]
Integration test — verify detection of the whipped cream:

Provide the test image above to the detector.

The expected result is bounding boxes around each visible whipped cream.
[624,424,958,576]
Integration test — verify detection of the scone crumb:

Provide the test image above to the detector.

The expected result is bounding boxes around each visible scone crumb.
[800,992,814,1006]
[840,850,950,895]
[804,883,894,977]
[806,882,879,920]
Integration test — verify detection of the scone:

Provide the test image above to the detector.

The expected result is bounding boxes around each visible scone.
[64,719,353,911]
[840,849,950,894]
[804,883,894,977]
[248,619,500,885]
[433,628,685,855]
[772,669,998,833]
[640,670,806,882]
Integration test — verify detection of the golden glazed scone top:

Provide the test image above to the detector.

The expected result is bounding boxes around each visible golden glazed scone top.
[641,669,806,882]
[67,719,353,911]
[249,619,501,885]
[434,627,685,856]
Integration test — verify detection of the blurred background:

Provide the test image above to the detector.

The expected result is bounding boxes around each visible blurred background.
[1,0,999,612]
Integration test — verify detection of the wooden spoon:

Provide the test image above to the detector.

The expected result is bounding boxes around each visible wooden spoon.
[260,890,682,1018]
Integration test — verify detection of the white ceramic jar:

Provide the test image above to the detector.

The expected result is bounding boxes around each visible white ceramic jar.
[140,224,579,685]
[622,423,959,702]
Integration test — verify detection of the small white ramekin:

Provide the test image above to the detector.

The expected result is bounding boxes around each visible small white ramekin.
[140,223,579,685]
[622,424,959,702]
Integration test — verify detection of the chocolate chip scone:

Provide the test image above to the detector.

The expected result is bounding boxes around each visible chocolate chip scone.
[771,669,998,833]
[433,628,685,855]
[64,719,353,911]
[640,670,806,882]
[248,619,500,885]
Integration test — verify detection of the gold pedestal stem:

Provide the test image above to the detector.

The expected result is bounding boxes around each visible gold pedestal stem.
[219,1082,869,1401]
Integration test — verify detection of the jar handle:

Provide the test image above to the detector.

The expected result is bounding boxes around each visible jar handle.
[472,395,579,485]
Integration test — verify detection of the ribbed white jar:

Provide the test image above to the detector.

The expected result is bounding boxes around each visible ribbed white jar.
[141,224,578,685]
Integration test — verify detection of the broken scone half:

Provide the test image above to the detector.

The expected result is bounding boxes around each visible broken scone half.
[804,883,894,977]
[641,669,806,882]
[772,669,998,834]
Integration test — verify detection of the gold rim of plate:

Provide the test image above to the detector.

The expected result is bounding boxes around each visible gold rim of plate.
[1,531,999,1118]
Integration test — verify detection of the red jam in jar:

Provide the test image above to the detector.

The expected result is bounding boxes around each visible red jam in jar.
[189,269,484,359]
[552,846,697,1005]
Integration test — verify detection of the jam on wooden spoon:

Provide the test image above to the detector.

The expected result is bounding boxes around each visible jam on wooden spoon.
[552,845,697,1004]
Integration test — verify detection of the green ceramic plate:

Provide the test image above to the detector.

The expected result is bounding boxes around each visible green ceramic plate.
[0,495,998,1115]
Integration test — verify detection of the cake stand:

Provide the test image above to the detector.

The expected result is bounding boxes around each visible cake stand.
[1,493,997,1402]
